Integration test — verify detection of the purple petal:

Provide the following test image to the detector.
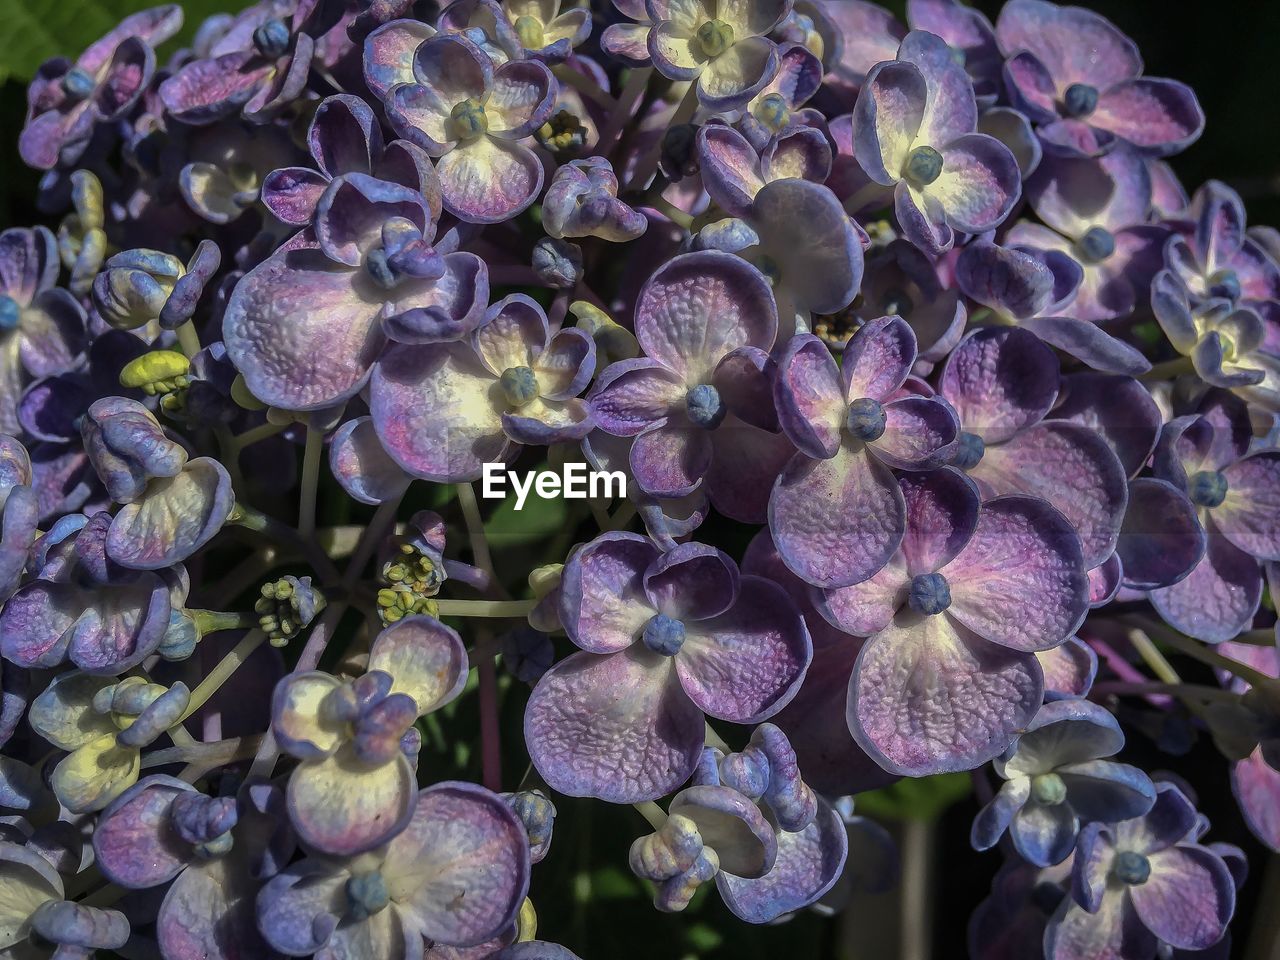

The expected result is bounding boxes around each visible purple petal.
[1218,452,1280,560]
[1116,478,1205,591]
[874,395,959,470]
[559,532,660,653]
[364,19,437,101]
[843,315,917,403]
[971,421,1128,569]
[995,1,1140,87]
[223,245,382,411]
[1149,520,1262,644]
[370,341,509,483]
[1051,373,1161,479]
[630,423,712,498]
[940,326,1059,444]
[850,612,1043,776]
[943,495,1088,652]
[773,333,844,459]
[770,444,905,589]
[94,776,192,888]
[676,575,810,722]
[634,251,777,383]
[387,782,530,948]
[931,133,1021,234]
[1092,78,1204,157]
[1131,846,1234,949]
[437,138,545,224]
[329,417,411,506]
[717,799,848,922]
[524,648,704,802]
[106,459,234,570]
[852,60,927,185]
[643,542,738,622]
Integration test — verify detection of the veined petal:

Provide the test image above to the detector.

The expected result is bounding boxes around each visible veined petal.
[369,615,468,714]
[697,36,779,112]
[1218,452,1280,560]
[849,611,1043,776]
[287,748,416,855]
[524,648,704,802]
[770,443,905,589]
[365,19,437,101]
[1131,846,1234,950]
[106,459,234,570]
[930,133,1021,234]
[559,532,659,653]
[852,60,927,185]
[437,137,545,224]
[371,341,509,483]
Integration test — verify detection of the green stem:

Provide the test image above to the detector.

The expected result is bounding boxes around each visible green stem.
[457,482,495,581]
[343,496,403,589]
[634,801,667,830]
[191,609,257,636]
[230,421,286,452]
[178,630,266,722]
[598,66,653,159]
[142,734,265,771]
[435,598,535,618]
[1140,355,1194,382]
[1127,628,1182,684]
[298,426,323,540]
[1090,680,1240,703]
[1127,615,1280,691]
[652,196,693,230]
[552,63,616,110]
[229,502,340,585]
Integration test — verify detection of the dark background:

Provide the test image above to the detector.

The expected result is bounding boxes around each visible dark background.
[1,1,1278,957]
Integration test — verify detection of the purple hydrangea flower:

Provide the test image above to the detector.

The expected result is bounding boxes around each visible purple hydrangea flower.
[588,251,793,523]
[542,157,648,242]
[995,0,1204,157]
[770,317,959,587]
[371,293,595,481]
[1049,785,1234,959]
[955,239,1152,375]
[0,227,86,434]
[257,782,530,954]
[853,30,1021,253]
[1148,390,1280,642]
[20,5,183,170]
[0,841,130,955]
[225,172,487,411]
[1009,148,1169,322]
[602,0,655,65]
[819,468,1088,774]
[387,33,557,223]
[524,533,811,802]
[260,93,440,228]
[972,698,1156,866]
[906,0,1001,104]
[272,615,467,854]
[646,0,791,111]
[938,325,1129,569]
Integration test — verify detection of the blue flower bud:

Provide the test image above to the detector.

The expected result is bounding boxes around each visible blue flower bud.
[158,609,199,661]
[532,237,583,290]
[253,18,290,57]
[1063,83,1099,118]
[642,613,686,657]
[1112,850,1151,885]
[1077,226,1116,263]
[904,146,944,187]
[846,398,887,442]
[1207,268,1241,301]
[953,431,985,469]
[1188,469,1228,508]
[908,572,952,616]
[686,384,727,430]
[346,870,390,920]
[0,295,19,332]
[60,67,96,102]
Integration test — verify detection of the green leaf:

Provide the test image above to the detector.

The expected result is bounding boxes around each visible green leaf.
[0,0,240,83]
[853,772,972,822]
[483,465,570,548]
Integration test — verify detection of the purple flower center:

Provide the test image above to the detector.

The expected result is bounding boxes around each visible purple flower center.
[686,384,727,430]
[908,572,951,616]
[61,67,95,101]
[1076,226,1115,263]
[500,366,540,408]
[696,19,735,58]
[1062,83,1099,118]
[1030,773,1067,806]
[346,870,390,920]
[1188,469,1228,508]
[1112,851,1151,885]
[846,398,886,442]
[1207,268,1241,301]
[904,146,944,187]
[953,431,985,469]
[0,295,20,332]
[642,613,686,657]
[252,18,290,58]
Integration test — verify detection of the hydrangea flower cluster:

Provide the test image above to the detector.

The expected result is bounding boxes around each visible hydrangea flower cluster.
[0,0,1276,957]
